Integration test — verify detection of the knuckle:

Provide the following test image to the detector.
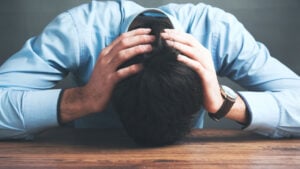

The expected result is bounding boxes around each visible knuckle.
[128,66,138,75]
[119,39,129,47]
[195,66,202,73]
[116,45,151,63]
[139,35,148,43]
[172,41,179,48]
[141,35,152,43]
[119,33,128,39]
[137,45,151,53]
[135,46,144,53]
[115,71,125,81]
[98,55,109,65]
[116,52,127,61]
[99,58,106,65]
[100,46,109,55]
[101,47,108,54]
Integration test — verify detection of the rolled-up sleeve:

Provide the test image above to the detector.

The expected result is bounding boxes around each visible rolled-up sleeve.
[0,89,61,139]
[211,6,300,138]
[164,2,300,137]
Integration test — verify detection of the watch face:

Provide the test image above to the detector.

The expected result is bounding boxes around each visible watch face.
[221,85,238,99]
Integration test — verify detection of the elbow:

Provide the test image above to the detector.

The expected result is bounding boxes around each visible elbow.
[0,127,35,140]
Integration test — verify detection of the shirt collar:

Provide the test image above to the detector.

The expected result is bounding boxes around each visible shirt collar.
[120,8,183,33]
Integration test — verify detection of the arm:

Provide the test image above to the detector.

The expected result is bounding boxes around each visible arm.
[0,12,79,139]
[162,3,300,138]
[161,29,249,125]
[0,12,155,139]
[0,11,83,139]
[0,0,155,139]
[59,29,154,124]
[211,7,300,138]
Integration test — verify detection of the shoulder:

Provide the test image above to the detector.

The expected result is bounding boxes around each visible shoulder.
[159,2,241,33]
[66,1,123,36]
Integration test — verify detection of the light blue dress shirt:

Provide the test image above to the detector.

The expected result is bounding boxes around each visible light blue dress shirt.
[0,0,299,139]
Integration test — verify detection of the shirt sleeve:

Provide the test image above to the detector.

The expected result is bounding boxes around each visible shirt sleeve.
[209,7,300,138]
[0,11,80,139]
[164,3,300,138]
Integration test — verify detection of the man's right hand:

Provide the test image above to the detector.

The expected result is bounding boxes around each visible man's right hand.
[59,28,155,124]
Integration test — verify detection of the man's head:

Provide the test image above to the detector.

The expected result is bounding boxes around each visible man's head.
[112,10,203,147]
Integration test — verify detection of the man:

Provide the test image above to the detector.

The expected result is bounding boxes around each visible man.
[0,0,299,142]
[112,11,204,146]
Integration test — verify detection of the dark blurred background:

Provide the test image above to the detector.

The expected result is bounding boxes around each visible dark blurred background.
[0,0,299,129]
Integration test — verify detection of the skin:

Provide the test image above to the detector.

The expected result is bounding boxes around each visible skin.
[59,28,249,125]
[161,29,248,124]
[60,28,155,123]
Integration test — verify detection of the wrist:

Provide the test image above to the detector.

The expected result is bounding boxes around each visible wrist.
[59,87,95,123]
[208,85,238,121]
[226,95,249,125]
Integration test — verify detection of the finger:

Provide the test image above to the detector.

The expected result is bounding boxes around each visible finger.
[104,28,153,55]
[161,29,198,48]
[177,54,205,74]
[114,34,155,51]
[103,33,155,63]
[109,28,152,49]
[165,39,200,61]
[162,29,210,56]
[125,28,152,37]
[111,44,152,67]
[115,63,143,81]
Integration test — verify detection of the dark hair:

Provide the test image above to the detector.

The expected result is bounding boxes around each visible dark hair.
[112,15,203,147]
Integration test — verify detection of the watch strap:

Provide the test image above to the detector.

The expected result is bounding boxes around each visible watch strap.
[208,99,235,121]
[208,85,236,121]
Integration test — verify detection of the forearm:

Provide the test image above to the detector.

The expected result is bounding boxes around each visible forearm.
[59,87,100,124]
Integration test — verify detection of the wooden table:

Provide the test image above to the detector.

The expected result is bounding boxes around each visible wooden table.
[0,127,299,169]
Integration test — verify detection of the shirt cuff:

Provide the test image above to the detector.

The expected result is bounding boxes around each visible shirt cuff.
[238,91,280,137]
[22,89,61,133]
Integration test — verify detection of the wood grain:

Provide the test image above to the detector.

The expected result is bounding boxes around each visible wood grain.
[0,128,299,169]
